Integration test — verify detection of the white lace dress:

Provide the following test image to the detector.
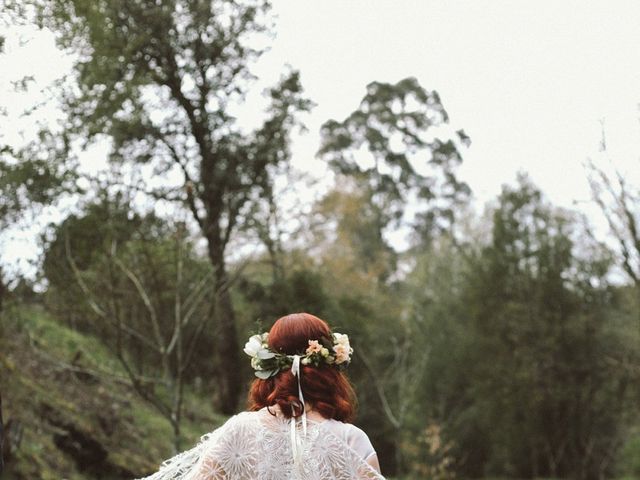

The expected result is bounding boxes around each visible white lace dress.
[138,408,385,479]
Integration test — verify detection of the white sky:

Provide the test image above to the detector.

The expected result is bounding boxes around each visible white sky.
[2,0,640,278]
[264,0,640,206]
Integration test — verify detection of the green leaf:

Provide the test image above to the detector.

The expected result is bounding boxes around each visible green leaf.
[255,369,276,379]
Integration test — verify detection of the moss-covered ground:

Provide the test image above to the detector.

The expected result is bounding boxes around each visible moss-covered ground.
[0,304,226,479]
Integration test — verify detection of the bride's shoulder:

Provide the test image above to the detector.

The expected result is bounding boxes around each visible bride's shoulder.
[321,420,376,460]
[322,418,368,436]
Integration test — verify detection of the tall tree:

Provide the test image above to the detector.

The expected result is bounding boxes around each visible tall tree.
[46,197,215,452]
[450,176,637,479]
[318,77,470,260]
[0,142,75,312]
[0,391,3,475]
[29,0,312,412]
[314,78,471,472]
[585,155,640,288]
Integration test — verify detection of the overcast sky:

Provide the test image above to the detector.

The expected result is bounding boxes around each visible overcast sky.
[2,0,640,276]
[263,0,640,206]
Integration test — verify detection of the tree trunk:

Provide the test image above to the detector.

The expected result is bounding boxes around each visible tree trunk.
[0,273,5,315]
[171,419,181,455]
[207,239,241,414]
[0,391,4,475]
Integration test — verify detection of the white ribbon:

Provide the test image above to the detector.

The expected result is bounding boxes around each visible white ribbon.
[290,355,307,472]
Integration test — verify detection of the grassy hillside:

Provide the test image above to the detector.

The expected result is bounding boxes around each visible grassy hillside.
[2,304,638,480]
[0,304,226,480]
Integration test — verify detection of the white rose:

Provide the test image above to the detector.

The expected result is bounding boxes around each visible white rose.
[334,344,351,364]
[243,335,263,357]
[333,333,350,347]
[256,348,275,359]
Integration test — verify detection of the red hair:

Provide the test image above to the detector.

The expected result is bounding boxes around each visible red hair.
[248,313,356,422]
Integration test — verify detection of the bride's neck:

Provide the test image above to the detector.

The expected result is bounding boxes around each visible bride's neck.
[304,404,327,421]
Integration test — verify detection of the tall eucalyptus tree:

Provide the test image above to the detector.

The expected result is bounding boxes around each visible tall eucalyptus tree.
[318,77,471,261]
[28,0,311,413]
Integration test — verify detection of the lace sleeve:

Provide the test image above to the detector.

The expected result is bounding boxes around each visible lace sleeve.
[137,416,238,480]
[185,453,226,480]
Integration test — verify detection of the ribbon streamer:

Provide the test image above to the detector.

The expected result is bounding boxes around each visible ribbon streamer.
[290,355,308,472]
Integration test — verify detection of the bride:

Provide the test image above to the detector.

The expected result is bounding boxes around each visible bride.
[138,312,385,479]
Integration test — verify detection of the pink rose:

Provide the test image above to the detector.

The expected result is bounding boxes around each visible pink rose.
[306,340,323,355]
[334,344,351,364]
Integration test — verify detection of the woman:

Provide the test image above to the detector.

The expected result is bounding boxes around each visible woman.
[139,313,384,479]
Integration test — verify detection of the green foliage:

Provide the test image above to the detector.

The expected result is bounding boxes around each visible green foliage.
[0,304,225,479]
[4,172,640,479]
[408,175,640,479]
[25,0,313,412]
[239,267,336,323]
[33,0,312,240]
[319,77,470,242]
[405,423,455,479]
[42,195,216,382]
[315,187,398,282]
[618,429,640,478]
[0,145,76,228]
[2,4,639,475]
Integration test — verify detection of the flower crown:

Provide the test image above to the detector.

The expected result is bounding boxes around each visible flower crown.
[244,331,353,379]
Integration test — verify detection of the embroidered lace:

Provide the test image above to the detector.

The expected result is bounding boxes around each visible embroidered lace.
[137,408,385,480]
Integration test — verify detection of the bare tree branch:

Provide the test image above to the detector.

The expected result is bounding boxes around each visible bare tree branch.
[65,233,160,351]
[356,348,401,429]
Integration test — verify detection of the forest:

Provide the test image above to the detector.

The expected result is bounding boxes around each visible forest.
[0,1,639,479]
